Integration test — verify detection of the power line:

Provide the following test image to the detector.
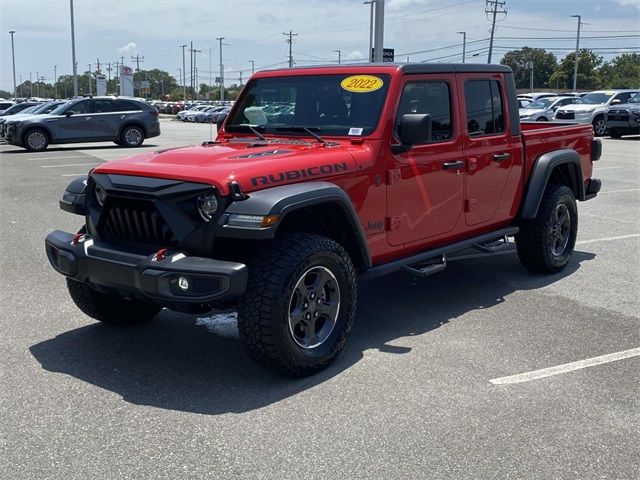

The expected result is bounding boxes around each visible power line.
[283,31,298,68]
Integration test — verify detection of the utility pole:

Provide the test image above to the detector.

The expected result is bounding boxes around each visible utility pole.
[39,76,46,97]
[528,60,534,92]
[334,49,342,64]
[69,0,78,96]
[283,31,298,67]
[36,71,39,97]
[29,72,33,97]
[9,31,17,101]
[106,62,111,82]
[249,60,255,75]
[192,48,201,99]
[19,74,22,97]
[131,54,144,96]
[87,64,92,95]
[96,58,101,73]
[570,15,583,91]
[373,0,384,62]
[54,65,57,98]
[189,41,194,95]
[457,31,467,63]
[180,44,187,102]
[486,0,507,64]
[216,37,226,101]
[364,1,375,62]
[239,71,243,86]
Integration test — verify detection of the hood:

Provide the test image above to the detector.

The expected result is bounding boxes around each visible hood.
[519,107,546,116]
[93,139,362,195]
[559,103,605,112]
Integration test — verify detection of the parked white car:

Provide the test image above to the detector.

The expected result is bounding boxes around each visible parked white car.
[554,89,639,136]
[519,96,581,121]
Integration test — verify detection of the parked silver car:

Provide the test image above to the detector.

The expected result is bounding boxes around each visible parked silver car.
[519,96,581,121]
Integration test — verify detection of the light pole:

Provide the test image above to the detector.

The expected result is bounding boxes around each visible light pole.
[334,49,342,64]
[54,65,57,98]
[216,37,225,102]
[363,1,375,62]
[70,0,78,96]
[457,31,466,63]
[179,45,187,102]
[36,71,39,97]
[249,60,255,75]
[373,0,384,62]
[570,15,582,91]
[9,31,17,100]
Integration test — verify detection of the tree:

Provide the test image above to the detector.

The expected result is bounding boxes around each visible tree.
[500,47,557,89]
[599,53,640,89]
[550,49,603,90]
[0,89,12,99]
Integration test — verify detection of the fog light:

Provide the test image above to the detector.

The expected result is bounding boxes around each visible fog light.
[177,276,190,291]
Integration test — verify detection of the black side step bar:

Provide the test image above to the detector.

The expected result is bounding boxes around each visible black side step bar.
[361,227,519,279]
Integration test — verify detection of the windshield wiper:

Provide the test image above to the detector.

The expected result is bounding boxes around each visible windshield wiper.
[226,124,267,142]
[275,126,325,144]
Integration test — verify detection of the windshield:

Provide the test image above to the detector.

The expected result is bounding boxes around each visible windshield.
[226,74,391,137]
[48,101,74,115]
[581,92,613,104]
[20,105,40,114]
[526,98,554,109]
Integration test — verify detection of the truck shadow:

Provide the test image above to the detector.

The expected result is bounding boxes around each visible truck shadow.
[30,250,595,415]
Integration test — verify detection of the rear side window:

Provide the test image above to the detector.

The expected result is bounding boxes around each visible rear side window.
[464,80,504,136]
[116,100,142,112]
[396,81,452,142]
[94,99,116,113]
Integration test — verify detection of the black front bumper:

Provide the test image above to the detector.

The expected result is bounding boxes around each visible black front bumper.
[45,230,247,309]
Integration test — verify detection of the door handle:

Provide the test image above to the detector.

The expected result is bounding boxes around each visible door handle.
[120,115,126,119]
[493,152,511,162]
[85,117,92,121]
[443,160,465,171]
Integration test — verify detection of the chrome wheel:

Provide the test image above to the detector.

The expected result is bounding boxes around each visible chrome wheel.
[549,204,571,257]
[288,266,340,349]
[124,128,142,146]
[27,131,46,150]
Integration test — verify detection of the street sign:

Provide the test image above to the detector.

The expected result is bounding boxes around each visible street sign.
[371,48,395,62]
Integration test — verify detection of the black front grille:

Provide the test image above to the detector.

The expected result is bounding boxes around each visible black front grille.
[99,197,177,247]
[555,111,575,120]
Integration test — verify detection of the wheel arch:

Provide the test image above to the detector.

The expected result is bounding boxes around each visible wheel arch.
[218,181,372,270]
[117,121,147,138]
[22,124,52,145]
[520,149,584,219]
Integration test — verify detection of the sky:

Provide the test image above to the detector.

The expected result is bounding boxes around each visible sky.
[1,0,639,92]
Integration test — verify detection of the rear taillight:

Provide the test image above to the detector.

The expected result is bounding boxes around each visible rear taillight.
[150,110,159,116]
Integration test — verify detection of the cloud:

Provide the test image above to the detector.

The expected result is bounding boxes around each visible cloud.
[117,42,137,54]
[616,0,640,8]
[346,50,365,60]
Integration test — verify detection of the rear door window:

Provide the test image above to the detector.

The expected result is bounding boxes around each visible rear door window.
[464,80,504,136]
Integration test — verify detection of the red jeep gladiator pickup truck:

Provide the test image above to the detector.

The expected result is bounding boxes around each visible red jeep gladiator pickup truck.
[45,64,602,376]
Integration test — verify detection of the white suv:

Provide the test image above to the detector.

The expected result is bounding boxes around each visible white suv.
[554,90,639,136]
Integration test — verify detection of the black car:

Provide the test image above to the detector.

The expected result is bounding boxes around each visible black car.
[606,94,640,138]
[5,96,160,152]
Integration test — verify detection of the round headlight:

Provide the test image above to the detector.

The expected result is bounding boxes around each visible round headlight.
[197,193,219,221]
[94,184,107,207]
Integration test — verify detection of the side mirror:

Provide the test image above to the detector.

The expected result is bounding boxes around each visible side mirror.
[611,99,622,105]
[392,113,432,154]
[64,111,74,117]
[216,112,228,131]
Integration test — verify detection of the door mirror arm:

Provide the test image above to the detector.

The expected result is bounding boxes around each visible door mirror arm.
[64,111,74,117]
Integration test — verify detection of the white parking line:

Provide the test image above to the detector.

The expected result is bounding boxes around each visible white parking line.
[490,347,640,385]
[27,155,86,161]
[593,166,623,171]
[576,233,640,245]
[41,162,100,168]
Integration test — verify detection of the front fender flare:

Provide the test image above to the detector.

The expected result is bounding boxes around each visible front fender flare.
[217,181,371,269]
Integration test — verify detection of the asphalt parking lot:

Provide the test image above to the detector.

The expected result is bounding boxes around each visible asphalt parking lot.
[0,119,638,479]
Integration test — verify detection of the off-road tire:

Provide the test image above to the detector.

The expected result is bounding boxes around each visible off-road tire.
[592,115,607,137]
[237,234,357,377]
[516,184,578,274]
[67,278,161,326]
[119,125,145,147]
[23,128,49,152]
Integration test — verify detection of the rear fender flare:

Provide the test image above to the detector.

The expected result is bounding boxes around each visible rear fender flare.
[217,181,372,269]
[520,149,584,219]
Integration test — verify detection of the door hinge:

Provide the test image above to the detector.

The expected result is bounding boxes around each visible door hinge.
[387,169,401,185]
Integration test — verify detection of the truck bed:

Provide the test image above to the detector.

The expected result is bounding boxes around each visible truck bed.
[520,121,594,185]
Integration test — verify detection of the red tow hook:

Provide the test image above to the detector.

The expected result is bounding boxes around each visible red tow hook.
[153,248,168,262]
[71,233,86,245]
